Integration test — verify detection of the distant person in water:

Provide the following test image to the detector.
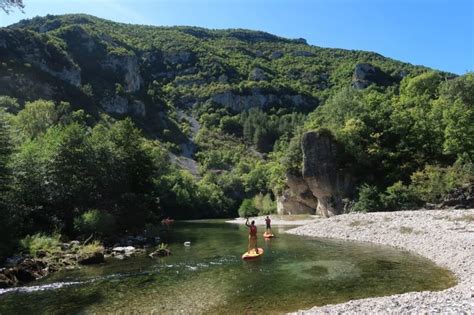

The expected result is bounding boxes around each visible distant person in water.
[245,218,258,254]
[265,216,272,234]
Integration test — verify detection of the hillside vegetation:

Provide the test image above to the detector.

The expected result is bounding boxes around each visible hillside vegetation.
[0,14,472,259]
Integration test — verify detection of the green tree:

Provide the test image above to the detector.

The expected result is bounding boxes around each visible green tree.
[15,100,58,139]
[0,110,15,259]
[0,0,24,14]
[238,198,259,217]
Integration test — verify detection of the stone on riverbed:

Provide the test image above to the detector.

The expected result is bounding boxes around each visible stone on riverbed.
[112,246,136,257]
[78,250,105,265]
[0,269,18,288]
[149,248,171,258]
[0,258,48,288]
[14,259,48,282]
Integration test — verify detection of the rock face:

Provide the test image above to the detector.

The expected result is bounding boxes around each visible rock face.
[269,51,284,60]
[291,50,314,57]
[302,131,355,217]
[441,184,474,209]
[0,29,82,87]
[101,96,146,117]
[277,173,318,215]
[248,67,267,81]
[104,54,142,93]
[210,89,309,112]
[164,51,194,65]
[277,130,355,217]
[352,63,393,89]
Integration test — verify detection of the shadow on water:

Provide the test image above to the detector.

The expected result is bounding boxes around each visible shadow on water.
[0,221,456,314]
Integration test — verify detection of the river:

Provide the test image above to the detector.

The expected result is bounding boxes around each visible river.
[0,220,455,314]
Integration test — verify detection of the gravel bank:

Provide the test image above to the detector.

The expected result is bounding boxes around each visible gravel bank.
[226,215,319,226]
[287,209,474,314]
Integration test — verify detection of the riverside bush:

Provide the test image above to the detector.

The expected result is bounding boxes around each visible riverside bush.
[253,193,277,215]
[352,184,382,212]
[381,181,422,211]
[74,209,117,237]
[238,199,259,217]
[19,233,61,256]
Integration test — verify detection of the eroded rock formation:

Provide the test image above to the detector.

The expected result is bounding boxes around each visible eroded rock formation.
[278,130,355,217]
[352,63,394,89]
[210,89,309,112]
[302,131,355,216]
[277,172,318,215]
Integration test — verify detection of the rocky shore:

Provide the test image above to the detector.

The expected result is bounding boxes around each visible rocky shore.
[226,215,319,226]
[0,234,165,289]
[286,209,474,314]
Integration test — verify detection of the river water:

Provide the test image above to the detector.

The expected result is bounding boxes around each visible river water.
[0,221,455,314]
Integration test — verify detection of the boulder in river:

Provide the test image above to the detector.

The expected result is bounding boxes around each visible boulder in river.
[0,269,18,288]
[149,244,171,258]
[112,246,136,257]
[14,259,48,282]
[78,249,105,265]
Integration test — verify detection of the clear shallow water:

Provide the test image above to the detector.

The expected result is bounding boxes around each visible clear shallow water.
[0,221,456,314]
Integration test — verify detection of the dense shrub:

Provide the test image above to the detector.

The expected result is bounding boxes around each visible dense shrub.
[253,193,276,215]
[74,209,117,237]
[238,199,259,217]
[352,184,383,212]
[19,233,61,256]
[380,181,422,211]
[410,157,473,203]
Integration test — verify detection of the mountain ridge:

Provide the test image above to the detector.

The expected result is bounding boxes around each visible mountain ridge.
[0,14,441,140]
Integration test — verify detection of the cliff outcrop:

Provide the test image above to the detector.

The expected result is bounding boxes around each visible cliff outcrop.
[278,130,356,217]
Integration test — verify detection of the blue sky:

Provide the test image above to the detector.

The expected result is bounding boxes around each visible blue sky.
[0,0,472,74]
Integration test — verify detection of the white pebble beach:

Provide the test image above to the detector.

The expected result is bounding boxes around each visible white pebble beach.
[285,209,474,314]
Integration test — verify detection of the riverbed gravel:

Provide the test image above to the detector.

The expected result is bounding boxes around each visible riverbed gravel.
[226,215,319,226]
[286,209,474,314]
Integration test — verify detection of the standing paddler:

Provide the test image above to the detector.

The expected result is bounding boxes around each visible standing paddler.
[245,217,259,254]
[265,216,272,235]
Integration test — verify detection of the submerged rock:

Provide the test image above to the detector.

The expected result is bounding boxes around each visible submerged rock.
[0,258,48,288]
[14,259,48,282]
[112,246,136,257]
[78,249,105,265]
[149,246,171,258]
[0,269,18,288]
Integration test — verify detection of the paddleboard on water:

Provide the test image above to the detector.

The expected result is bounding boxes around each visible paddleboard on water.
[242,248,264,260]
[263,232,275,238]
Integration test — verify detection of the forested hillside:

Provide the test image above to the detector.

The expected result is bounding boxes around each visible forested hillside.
[0,14,472,259]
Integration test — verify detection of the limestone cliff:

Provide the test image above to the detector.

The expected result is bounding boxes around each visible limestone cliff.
[278,130,355,217]
[277,172,318,215]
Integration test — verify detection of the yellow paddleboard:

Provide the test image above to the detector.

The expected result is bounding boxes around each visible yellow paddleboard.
[263,232,275,238]
[242,248,264,260]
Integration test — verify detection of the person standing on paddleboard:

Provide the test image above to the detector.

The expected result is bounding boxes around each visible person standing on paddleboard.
[265,216,272,234]
[245,218,258,254]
